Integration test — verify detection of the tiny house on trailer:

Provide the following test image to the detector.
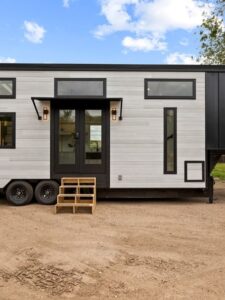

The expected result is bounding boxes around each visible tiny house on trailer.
[0,63,224,205]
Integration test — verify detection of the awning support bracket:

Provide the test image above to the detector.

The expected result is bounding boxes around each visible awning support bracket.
[119,98,123,120]
[31,97,42,120]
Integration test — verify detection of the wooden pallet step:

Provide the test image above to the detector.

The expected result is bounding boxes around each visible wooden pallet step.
[76,194,94,197]
[75,203,93,207]
[61,178,79,185]
[58,194,77,197]
[55,177,96,214]
[56,202,94,207]
[56,203,75,207]
[77,185,95,188]
[79,179,96,184]
[60,185,78,188]
[57,202,75,205]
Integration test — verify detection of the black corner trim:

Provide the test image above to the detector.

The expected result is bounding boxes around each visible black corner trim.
[54,78,107,98]
[0,112,16,148]
[0,78,16,99]
[144,78,196,100]
[184,161,205,182]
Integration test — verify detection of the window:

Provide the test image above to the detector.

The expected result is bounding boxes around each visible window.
[55,78,106,98]
[85,110,102,165]
[145,79,196,99]
[184,161,205,182]
[164,108,177,174]
[0,78,16,99]
[0,113,16,148]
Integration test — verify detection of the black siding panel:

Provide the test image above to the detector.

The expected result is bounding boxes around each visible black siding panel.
[219,73,225,148]
[206,72,219,149]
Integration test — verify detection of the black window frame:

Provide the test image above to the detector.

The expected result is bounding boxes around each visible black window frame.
[0,112,16,149]
[184,161,205,182]
[164,107,177,174]
[0,78,16,99]
[54,78,107,99]
[144,78,196,99]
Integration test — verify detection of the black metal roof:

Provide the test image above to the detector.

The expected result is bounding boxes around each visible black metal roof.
[0,63,225,72]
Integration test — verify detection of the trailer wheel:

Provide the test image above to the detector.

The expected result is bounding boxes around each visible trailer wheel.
[6,181,33,206]
[35,180,59,205]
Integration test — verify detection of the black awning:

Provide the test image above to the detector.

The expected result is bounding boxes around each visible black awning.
[31,97,123,120]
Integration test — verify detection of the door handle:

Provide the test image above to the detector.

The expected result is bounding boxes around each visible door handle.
[75,132,80,139]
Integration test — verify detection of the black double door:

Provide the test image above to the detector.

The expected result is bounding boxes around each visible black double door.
[51,102,110,187]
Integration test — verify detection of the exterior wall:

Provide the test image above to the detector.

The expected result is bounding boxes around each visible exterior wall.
[0,70,205,189]
[108,71,205,188]
[0,71,52,188]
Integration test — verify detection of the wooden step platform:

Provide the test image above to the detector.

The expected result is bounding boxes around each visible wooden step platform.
[55,177,96,214]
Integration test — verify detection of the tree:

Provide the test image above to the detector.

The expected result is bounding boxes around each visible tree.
[198,0,225,64]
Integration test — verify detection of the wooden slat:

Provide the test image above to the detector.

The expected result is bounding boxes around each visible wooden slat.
[58,194,78,197]
[56,203,75,207]
[75,203,93,207]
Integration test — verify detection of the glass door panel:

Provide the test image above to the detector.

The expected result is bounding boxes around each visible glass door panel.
[52,104,108,183]
[85,110,102,165]
[59,109,76,165]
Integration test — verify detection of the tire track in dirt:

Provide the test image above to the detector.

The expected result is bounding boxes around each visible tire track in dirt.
[0,248,82,296]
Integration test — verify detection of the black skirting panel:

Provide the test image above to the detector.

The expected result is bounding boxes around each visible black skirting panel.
[97,188,209,200]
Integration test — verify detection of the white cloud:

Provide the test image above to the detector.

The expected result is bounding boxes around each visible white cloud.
[165,52,201,64]
[63,0,71,7]
[24,21,46,44]
[0,57,16,63]
[95,0,138,38]
[95,0,212,52]
[134,0,211,34]
[122,36,167,51]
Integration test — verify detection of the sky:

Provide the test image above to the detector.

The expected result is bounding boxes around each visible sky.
[0,0,213,64]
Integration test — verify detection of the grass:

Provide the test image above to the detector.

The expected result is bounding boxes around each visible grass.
[211,163,225,180]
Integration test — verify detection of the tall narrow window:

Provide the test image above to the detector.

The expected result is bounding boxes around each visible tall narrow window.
[85,110,102,165]
[0,113,16,148]
[58,110,76,165]
[164,108,177,174]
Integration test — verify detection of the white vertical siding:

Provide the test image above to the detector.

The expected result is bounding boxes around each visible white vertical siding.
[0,72,52,187]
[0,70,205,189]
[186,162,204,182]
[108,72,205,188]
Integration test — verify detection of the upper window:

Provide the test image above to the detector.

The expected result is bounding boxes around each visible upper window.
[145,79,196,99]
[0,78,16,99]
[0,113,16,148]
[55,78,106,98]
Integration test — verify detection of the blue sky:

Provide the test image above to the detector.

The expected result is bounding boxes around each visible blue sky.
[0,0,212,64]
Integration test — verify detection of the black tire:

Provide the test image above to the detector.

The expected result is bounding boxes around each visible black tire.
[6,181,33,206]
[35,180,59,205]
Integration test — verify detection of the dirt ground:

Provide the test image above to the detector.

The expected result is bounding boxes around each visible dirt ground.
[1,183,225,300]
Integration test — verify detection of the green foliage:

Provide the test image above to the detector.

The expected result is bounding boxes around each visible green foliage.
[211,163,225,180]
[61,110,73,120]
[198,0,225,64]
